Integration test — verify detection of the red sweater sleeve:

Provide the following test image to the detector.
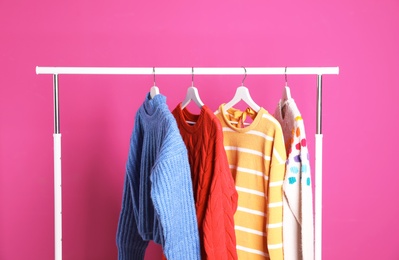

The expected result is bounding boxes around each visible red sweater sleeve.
[202,117,238,260]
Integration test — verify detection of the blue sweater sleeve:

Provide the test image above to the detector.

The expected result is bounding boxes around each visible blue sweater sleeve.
[116,174,149,259]
[116,115,149,260]
[150,121,201,260]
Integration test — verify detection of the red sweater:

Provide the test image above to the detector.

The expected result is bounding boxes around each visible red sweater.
[172,104,238,260]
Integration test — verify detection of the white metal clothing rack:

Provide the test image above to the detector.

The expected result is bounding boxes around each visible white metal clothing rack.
[36,66,339,260]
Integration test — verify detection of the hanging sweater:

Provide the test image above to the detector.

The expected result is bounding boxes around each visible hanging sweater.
[172,104,238,260]
[215,105,286,260]
[274,98,314,260]
[116,94,200,260]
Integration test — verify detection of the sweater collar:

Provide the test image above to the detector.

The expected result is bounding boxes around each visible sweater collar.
[174,103,207,134]
[275,97,294,121]
[142,93,167,117]
[219,104,266,133]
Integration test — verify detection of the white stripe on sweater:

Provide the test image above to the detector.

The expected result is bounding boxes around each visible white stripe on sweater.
[223,127,274,141]
[267,222,283,228]
[229,165,263,177]
[237,206,265,216]
[235,225,266,236]
[269,180,284,187]
[268,243,283,249]
[262,113,282,131]
[224,146,271,161]
[268,202,283,208]
[236,245,269,257]
[247,130,274,141]
[273,148,285,165]
[236,186,265,197]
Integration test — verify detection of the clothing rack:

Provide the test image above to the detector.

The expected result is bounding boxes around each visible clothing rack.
[35,66,339,260]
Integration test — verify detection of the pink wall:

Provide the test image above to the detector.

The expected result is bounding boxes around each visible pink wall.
[1,0,398,259]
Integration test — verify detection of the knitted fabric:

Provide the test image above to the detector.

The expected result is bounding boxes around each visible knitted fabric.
[215,105,286,260]
[172,104,238,260]
[116,94,200,260]
[274,98,314,260]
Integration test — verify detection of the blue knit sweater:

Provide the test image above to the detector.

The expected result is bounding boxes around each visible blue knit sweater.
[116,94,201,259]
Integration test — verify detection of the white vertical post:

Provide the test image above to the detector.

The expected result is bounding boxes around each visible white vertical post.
[54,133,62,260]
[315,75,323,260]
[315,134,323,260]
[53,74,62,260]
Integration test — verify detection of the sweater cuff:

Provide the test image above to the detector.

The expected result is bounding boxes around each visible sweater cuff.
[164,239,201,260]
[118,244,147,260]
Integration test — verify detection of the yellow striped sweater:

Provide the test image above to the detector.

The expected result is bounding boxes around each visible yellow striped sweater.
[215,105,287,260]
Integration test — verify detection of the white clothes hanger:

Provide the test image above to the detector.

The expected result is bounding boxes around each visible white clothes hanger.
[181,68,204,125]
[181,67,204,109]
[281,66,292,101]
[150,67,160,99]
[181,87,204,109]
[223,67,260,112]
[280,67,293,119]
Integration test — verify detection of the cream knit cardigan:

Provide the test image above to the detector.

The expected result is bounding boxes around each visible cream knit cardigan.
[274,98,314,260]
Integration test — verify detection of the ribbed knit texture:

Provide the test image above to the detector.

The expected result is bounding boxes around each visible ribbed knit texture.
[172,104,238,260]
[274,98,314,260]
[116,93,200,260]
[215,104,286,260]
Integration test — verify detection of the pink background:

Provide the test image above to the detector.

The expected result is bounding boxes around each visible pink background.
[1,0,398,259]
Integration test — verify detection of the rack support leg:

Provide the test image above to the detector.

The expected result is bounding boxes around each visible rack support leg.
[53,74,62,260]
[315,74,323,260]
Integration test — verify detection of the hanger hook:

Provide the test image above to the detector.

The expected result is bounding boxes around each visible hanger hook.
[153,67,156,86]
[285,67,288,86]
[192,67,194,86]
[242,66,247,85]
